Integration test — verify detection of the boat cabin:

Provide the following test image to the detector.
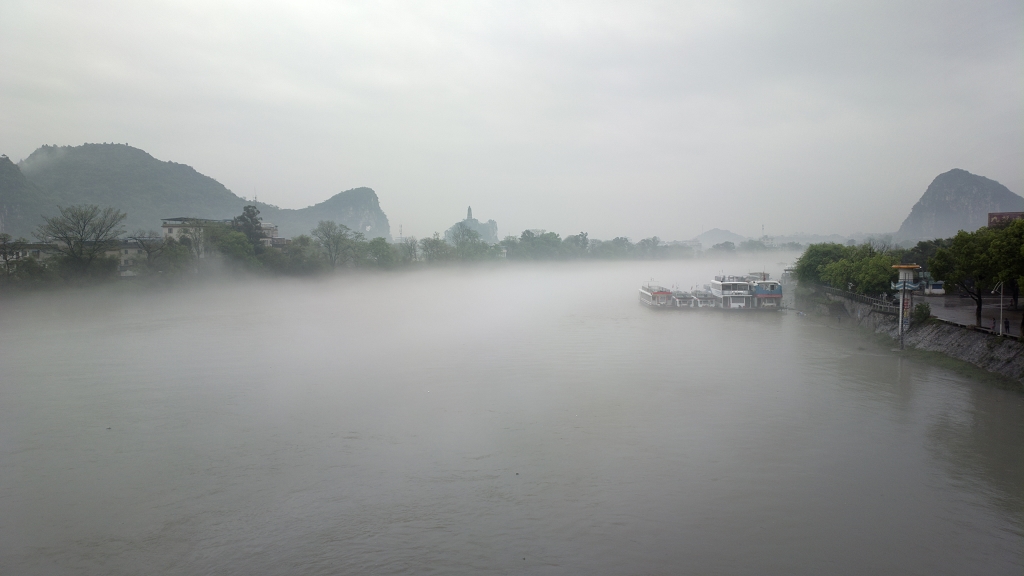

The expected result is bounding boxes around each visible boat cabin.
[710,275,752,309]
[752,279,783,308]
[639,285,674,308]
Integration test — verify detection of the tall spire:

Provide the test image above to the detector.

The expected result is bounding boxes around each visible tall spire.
[467,206,473,220]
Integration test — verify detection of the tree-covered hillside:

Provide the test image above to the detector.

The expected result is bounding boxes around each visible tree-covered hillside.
[2,144,390,239]
[0,155,55,239]
[267,187,390,241]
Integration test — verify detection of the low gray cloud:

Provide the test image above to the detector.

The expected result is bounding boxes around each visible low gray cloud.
[1,0,1019,240]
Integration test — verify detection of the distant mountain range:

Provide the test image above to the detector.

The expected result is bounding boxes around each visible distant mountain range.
[692,228,747,246]
[0,144,390,240]
[691,169,1022,248]
[895,169,1022,243]
[0,155,50,240]
[2,145,1016,248]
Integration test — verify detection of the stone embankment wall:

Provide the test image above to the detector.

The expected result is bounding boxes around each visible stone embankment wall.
[822,292,1024,382]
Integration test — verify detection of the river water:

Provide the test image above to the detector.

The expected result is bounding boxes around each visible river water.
[1,258,1022,575]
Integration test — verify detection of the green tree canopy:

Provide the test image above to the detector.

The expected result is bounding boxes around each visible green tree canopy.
[505,230,564,260]
[208,224,259,271]
[366,237,396,268]
[562,232,589,258]
[739,239,768,252]
[636,236,662,259]
[795,243,851,284]
[819,249,900,295]
[232,205,264,246]
[988,218,1024,310]
[590,237,634,259]
[929,227,999,326]
[419,233,452,262]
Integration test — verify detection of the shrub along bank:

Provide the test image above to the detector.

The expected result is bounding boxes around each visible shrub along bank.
[795,220,1024,331]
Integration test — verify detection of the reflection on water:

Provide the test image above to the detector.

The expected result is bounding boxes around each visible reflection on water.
[1,259,1022,575]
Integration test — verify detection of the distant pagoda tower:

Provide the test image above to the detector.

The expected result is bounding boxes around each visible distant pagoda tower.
[446,205,498,244]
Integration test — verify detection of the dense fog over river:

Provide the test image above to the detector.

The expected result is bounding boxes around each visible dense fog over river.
[1,258,1022,575]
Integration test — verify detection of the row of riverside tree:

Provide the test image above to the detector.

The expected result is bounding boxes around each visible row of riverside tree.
[2,203,808,290]
[794,219,1024,329]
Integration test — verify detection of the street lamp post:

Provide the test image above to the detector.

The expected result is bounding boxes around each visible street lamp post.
[892,264,921,350]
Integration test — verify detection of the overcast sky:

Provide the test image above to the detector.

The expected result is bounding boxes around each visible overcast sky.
[1,0,1020,240]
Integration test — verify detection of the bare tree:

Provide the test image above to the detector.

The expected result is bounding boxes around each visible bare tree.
[178,220,207,262]
[311,220,354,269]
[34,205,126,275]
[127,229,166,267]
[448,222,483,260]
[398,236,419,263]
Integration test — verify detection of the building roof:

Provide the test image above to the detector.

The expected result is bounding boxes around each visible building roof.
[161,217,232,224]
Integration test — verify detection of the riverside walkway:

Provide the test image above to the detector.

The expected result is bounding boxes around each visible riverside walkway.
[920,294,1022,338]
[819,286,1022,339]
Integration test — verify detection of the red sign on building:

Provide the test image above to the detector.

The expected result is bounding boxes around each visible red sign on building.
[988,212,1024,227]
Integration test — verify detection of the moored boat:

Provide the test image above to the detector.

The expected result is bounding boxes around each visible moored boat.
[691,288,716,308]
[750,274,783,309]
[639,284,675,309]
[671,289,715,308]
[639,275,781,311]
[672,290,696,308]
[710,275,753,309]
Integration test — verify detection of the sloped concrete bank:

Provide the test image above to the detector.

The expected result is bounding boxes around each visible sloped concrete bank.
[822,292,1024,382]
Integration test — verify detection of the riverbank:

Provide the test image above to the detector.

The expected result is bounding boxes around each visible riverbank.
[810,287,1024,385]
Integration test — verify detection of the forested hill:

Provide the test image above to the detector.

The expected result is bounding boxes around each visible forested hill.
[17,144,243,235]
[0,155,53,239]
[1,144,390,240]
[895,169,1023,243]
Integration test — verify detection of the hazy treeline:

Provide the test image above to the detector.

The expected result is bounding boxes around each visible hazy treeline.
[443,228,707,261]
[432,226,799,262]
[795,219,1024,328]
[0,204,402,287]
[0,204,807,291]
